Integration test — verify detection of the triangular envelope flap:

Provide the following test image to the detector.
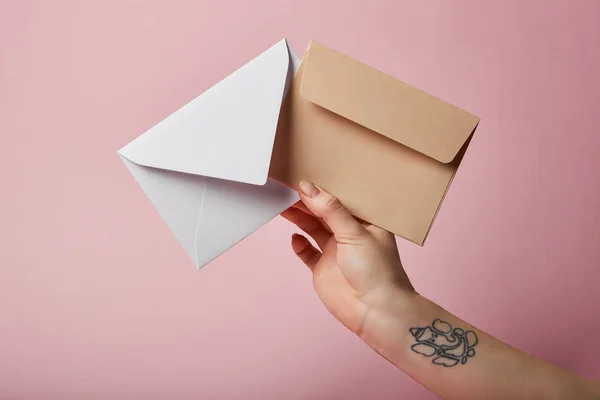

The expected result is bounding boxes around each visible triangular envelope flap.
[118,39,291,185]
[119,155,298,268]
[299,40,480,164]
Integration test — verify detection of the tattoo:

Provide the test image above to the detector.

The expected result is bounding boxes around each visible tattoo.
[409,319,478,367]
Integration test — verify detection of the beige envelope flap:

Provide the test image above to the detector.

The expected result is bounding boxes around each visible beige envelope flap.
[299,40,480,163]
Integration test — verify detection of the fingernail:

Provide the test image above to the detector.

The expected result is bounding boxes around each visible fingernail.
[299,180,320,198]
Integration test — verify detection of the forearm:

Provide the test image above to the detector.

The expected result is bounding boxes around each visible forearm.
[360,288,600,400]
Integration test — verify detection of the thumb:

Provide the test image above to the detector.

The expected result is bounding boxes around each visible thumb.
[298,181,366,240]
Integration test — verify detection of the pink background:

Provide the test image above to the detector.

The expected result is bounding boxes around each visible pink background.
[1,0,599,398]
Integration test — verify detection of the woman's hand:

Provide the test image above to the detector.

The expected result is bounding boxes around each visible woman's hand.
[281,181,416,337]
[282,181,600,400]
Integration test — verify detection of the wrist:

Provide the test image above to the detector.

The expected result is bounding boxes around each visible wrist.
[359,287,433,362]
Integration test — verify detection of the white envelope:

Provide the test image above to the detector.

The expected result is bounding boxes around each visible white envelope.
[118,39,300,268]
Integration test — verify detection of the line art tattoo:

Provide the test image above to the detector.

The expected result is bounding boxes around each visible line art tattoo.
[409,319,478,367]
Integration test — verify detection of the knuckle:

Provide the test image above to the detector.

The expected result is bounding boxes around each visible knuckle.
[306,223,321,236]
[298,246,310,257]
[299,247,317,265]
[290,209,306,224]
[293,240,309,255]
[324,195,343,213]
[333,231,362,245]
[287,212,300,223]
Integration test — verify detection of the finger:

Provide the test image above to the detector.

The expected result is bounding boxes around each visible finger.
[297,199,369,230]
[291,233,321,270]
[290,203,333,234]
[291,201,314,216]
[280,208,332,249]
[298,181,366,242]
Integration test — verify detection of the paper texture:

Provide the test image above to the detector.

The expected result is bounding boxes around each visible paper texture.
[118,39,300,268]
[269,40,480,245]
[119,38,480,269]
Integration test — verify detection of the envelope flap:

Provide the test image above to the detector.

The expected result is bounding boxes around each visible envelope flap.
[118,39,293,186]
[299,41,480,163]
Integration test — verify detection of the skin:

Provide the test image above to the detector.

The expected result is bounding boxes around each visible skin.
[281,180,600,400]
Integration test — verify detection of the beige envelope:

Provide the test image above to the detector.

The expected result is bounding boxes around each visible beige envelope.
[269,40,480,245]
